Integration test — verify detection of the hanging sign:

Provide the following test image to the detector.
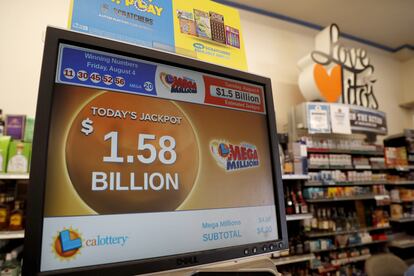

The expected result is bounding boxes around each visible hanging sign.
[298,24,378,109]
[68,0,175,51]
[68,0,248,70]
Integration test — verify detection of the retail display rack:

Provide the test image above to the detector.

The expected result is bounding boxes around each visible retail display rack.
[0,174,27,240]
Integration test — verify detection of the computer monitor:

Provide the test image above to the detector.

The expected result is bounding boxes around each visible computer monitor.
[24,26,287,275]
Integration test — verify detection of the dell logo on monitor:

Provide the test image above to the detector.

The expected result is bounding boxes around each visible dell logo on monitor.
[176,256,198,266]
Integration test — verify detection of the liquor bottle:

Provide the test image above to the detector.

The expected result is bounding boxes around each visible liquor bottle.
[8,201,23,231]
[303,217,311,232]
[352,212,360,229]
[322,208,329,230]
[283,152,294,174]
[297,190,308,214]
[331,208,338,231]
[0,194,9,230]
[285,187,294,215]
[326,208,333,231]
[0,110,4,136]
[346,212,352,230]
[310,205,318,230]
[337,208,345,231]
[10,251,21,276]
[291,190,300,214]
[317,208,323,230]
[1,253,18,276]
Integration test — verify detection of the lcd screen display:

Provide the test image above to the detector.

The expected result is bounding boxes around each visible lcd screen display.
[26,30,285,275]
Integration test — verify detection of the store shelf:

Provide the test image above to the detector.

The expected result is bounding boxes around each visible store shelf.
[390,217,414,223]
[391,199,413,204]
[305,180,388,187]
[307,148,383,156]
[306,194,388,203]
[271,253,315,266]
[313,254,380,273]
[282,174,309,180]
[311,239,388,253]
[0,230,25,239]
[308,165,396,171]
[389,239,414,249]
[387,180,414,185]
[387,166,414,172]
[286,213,313,221]
[306,226,391,238]
[308,165,354,170]
[330,254,372,266]
[0,174,29,180]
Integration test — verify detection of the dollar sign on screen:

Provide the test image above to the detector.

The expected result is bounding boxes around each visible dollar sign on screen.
[81,118,94,136]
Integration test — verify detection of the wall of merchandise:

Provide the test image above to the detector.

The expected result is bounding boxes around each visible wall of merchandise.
[276,129,414,275]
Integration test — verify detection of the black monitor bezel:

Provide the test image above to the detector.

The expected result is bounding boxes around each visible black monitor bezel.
[23,26,288,275]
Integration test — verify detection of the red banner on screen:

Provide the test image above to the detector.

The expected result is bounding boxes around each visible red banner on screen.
[203,76,265,113]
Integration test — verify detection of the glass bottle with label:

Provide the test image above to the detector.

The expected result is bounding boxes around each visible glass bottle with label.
[285,187,294,215]
[283,153,294,174]
[0,194,9,230]
[322,209,330,230]
[7,143,28,173]
[310,205,318,230]
[0,110,4,136]
[0,253,18,276]
[331,208,338,231]
[297,190,308,214]
[8,201,23,231]
[291,190,300,214]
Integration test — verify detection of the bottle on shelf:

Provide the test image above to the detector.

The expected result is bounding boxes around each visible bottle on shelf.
[352,212,360,229]
[8,201,24,231]
[283,152,294,174]
[285,187,294,215]
[317,208,323,230]
[291,189,301,214]
[297,190,308,214]
[0,253,19,276]
[10,251,21,276]
[331,208,337,231]
[0,110,4,136]
[0,194,9,230]
[322,208,329,230]
[310,205,318,231]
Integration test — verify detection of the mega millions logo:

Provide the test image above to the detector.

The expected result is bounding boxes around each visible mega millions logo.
[210,140,259,171]
[52,227,83,260]
[159,72,197,93]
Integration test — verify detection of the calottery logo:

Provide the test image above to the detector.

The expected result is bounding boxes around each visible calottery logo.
[52,227,82,260]
[160,72,197,93]
[52,227,129,261]
[210,140,259,171]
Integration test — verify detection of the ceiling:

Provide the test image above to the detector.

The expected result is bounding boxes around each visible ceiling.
[215,0,414,55]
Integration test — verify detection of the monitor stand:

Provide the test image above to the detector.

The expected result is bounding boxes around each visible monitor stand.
[143,255,281,276]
